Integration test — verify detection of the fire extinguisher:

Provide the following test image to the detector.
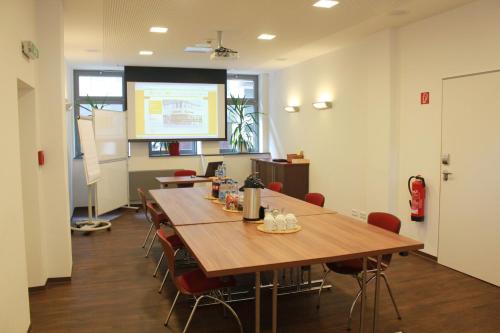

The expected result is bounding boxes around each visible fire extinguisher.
[408,175,426,222]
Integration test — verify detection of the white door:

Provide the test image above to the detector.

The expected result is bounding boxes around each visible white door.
[439,70,500,286]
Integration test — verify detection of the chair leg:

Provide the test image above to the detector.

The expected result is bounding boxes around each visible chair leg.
[158,269,169,293]
[347,275,376,331]
[158,249,178,293]
[347,288,363,331]
[183,296,202,333]
[164,290,180,326]
[381,273,402,320]
[141,222,154,248]
[183,295,243,333]
[316,269,331,309]
[145,232,157,258]
[153,252,164,277]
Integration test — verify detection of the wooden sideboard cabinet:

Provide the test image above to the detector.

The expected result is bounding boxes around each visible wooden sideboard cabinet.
[251,158,309,199]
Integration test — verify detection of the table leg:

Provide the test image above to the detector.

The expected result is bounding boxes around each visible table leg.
[359,257,367,333]
[255,272,261,333]
[373,255,382,333]
[272,269,278,333]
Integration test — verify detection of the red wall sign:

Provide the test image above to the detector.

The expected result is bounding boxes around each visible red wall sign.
[421,92,430,105]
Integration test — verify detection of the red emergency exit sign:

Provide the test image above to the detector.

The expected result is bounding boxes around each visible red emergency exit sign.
[421,92,430,104]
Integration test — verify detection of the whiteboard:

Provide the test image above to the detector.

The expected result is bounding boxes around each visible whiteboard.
[96,160,129,215]
[93,109,128,161]
[93,109,129,215]
[77,118,101,185]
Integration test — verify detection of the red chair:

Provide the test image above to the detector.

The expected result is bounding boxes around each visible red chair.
[137,188,170,256]
[159,230,243,333]
[267,182,283,193]
[317,212,402,330]
[305,192,325,207]
[174,169,197,188]
[148,202,184,293]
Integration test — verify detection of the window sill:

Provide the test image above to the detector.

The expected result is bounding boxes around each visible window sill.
[148,152,270,158]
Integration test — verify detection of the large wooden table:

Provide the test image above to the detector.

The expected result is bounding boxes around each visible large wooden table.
[149,187,328,226]
[151,187,424,333]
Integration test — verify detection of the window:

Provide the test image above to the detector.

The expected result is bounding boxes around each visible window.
[73,70,125,156]
[149,141,197,156]
[220,74,259,153]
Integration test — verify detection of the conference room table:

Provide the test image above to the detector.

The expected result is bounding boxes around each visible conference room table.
[150,187,424,333]
[156,176,212,189]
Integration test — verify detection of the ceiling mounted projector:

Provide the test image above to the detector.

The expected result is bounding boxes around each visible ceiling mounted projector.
[210,31,239,61]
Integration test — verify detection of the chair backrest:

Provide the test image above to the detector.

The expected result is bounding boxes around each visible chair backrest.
[368,212,401,265]
[174,169,197,188]
[137,188,151,222]
[267,182,283,193]
[146,202,163,230]
[137,188,147,211]
[157,230,179,287]
[305,193,325,207]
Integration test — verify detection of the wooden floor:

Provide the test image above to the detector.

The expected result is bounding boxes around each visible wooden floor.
[29,209,500,333]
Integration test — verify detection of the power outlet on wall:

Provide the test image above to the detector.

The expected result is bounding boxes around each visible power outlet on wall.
[359,211,367,220]
[351,209,359,217]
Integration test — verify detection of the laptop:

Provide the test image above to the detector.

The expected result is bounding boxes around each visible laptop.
[200,161,223,177]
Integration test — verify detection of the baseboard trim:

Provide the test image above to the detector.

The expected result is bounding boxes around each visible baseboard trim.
[28,276,71,293]
[412,250,437,262]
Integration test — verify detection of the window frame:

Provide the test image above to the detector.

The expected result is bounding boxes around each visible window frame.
[221,74,260,154]
[148,140,198,157]
[73,69,125,157]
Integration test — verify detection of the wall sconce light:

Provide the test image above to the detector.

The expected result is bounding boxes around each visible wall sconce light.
[284,106,300,113]
[312,101,332,110]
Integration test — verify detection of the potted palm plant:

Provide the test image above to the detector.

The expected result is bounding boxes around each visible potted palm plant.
[227,94,259,152]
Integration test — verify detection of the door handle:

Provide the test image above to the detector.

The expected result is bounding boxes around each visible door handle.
[443,170,453,181]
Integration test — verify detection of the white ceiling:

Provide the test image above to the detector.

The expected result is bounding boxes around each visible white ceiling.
[63,0,474,72]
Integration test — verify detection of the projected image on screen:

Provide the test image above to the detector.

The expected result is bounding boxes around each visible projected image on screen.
[129,82,225,140]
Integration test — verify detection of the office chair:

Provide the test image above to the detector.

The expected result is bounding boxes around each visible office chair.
[267,182,283,193]
[174,169,197,188]
[305,192,325,207]
[317,212,402,331]
[147,202,184,293]
[159,230,243,333]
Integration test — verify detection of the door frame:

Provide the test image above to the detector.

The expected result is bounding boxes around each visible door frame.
[438,68,500,259]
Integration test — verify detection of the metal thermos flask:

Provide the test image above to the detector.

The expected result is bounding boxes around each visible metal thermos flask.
[243,188,261,221]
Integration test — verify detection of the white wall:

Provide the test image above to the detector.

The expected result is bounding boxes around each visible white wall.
[0,0,71,331]
[395,0,500,256]
[268,0,500,257]
[268,30,394,217]
[0,1,36,330]
[36,0,73,278]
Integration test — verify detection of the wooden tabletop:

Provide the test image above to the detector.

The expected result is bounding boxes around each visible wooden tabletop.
[150,187,332,226]
[261,195,336,216]
[174,213,424,278]
[155,176,212,185]
[150,187,243,225]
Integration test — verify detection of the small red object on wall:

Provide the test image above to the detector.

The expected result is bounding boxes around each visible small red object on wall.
[168,141,180,156]
[38,150,45,166]
[420,92,430,105]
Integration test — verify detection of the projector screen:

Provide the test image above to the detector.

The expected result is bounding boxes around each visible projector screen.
[127,81,226,140]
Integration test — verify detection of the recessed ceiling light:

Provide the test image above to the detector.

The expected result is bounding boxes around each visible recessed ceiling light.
[150,26,168,33]
[184,46,213,53]
[139,50,153,55]
[313,0,339,9]
[258,34,276,40]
